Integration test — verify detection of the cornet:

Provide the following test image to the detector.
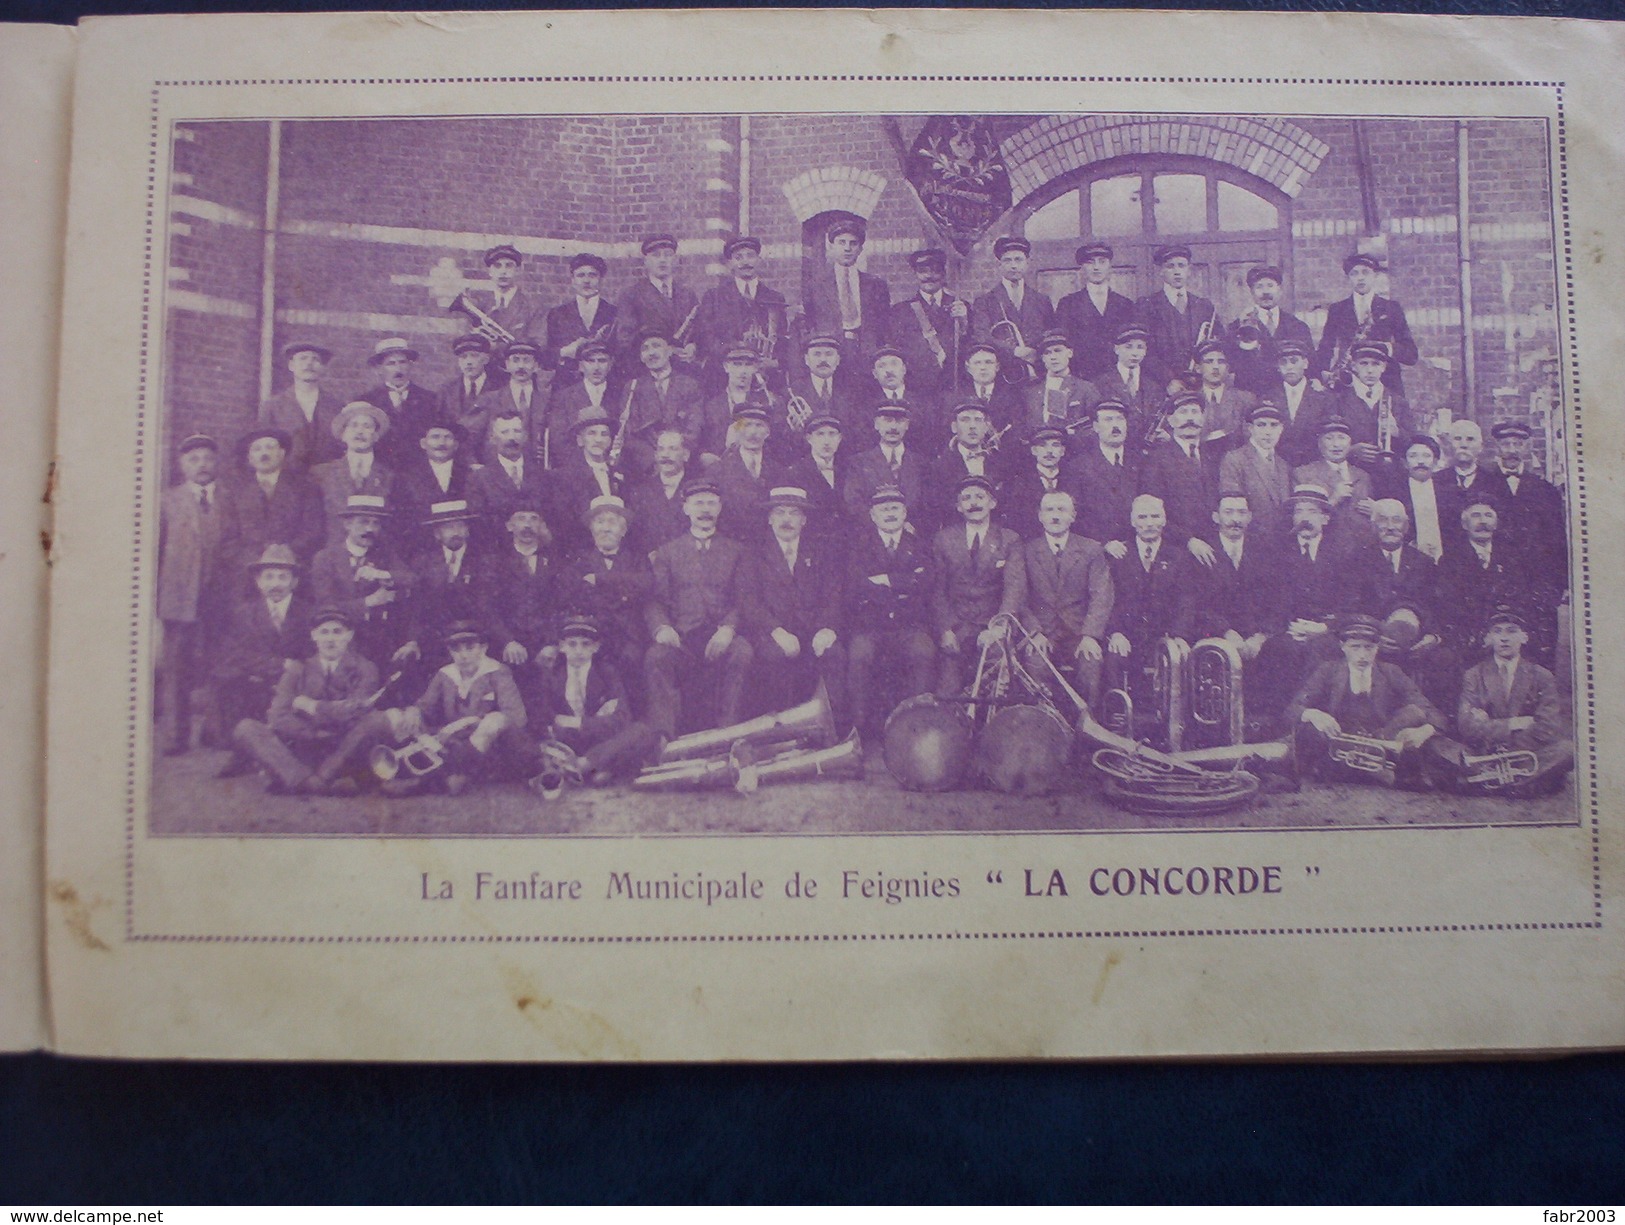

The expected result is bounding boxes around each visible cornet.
[448,291,517,347]
[1327,731,1402,776]
[1462,748,1539,789]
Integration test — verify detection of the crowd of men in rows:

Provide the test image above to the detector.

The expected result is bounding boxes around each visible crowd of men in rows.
[155,223,1574,799]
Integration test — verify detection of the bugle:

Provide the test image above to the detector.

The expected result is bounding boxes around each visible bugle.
[989,315,1034,384]
[1321,314,1378,391]
[369,734,445,782]
[448,291,517,347]
[1326,731,1403,780]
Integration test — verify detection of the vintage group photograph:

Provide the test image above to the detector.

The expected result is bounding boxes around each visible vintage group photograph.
[148,109,1580,837]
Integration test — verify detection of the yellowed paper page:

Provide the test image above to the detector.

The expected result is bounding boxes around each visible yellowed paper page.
[1,21,75,1054]
[44,9,1625,1059]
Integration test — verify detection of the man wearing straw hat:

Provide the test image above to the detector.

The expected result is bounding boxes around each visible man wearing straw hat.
[358,336,443,469]
[309,493,416,675]
[310,400,395,546]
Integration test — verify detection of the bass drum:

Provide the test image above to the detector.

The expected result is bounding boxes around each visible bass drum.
[883,694,974,792]
[976,703,1074,796]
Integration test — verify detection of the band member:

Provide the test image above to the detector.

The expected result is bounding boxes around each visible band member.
[549,407,628,556]
[782,412,849,548]
[1054,240,1135,382]
[618,329,707,474]
[842,400,926,522]
[1268,339,1335,467]
[478,494,563,713]
[1065,400,1138,547]
[625,428,699,555]
[1333,341,1415,471]
[359,338,443,469]
[614,234,700,376]
[1293,418,1375,547]
[438,334,505,427]
[1488,419,1567,668]
[922,401,1005,538]
[803,216,889,362]
[870,344,934,444]
[400,499,484,683]
[931,473,1021,695]
[158,434,225,754]
[1286,614,1449,788]
[231,607,382,795]
[959,341,1024,434]
[310,401,395,546]
[536,338,611,460]
[846,484,937,737]
[887,247,968,398]
[216,427,324,573]
[1188,338,1256,448]
[468,338,547,460]
[1020,330,1097,437]
[1138,390,1223,562]
[1136,244,1222,393]
[258,340,342,471]
[1217,403,1294,543]
[392,421,475,555]
[559,495,655,699]
[1344,498,1451,702]
[1230,265,1315,396]
[696,236,788,382]
[1250,485,1350,727]
[1090,324,1159,431]
[210,544,314,776]
[1390,433,1448,561]
[309,493,415,674]
[1436,420,1511,557]
[1435,494,1529,678]
[532,614,662,786]
[1449,607,1573,796]
[1001,489,1114,707]
[699,345,770,462]
[544,252,617,383]
[1315,252,1420,396]
[715,403,782,542]
[467,410,549,527]
[477,243,544,341]
[788,332,866,442]
[741,486,851,730]
[1104,494,1198,741]
[643,477,754,737]
[1195,492,1281,723]
[972,236,1052,388]
[999,425,1080,544]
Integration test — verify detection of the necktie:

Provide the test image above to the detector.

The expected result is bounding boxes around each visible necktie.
[1301,542,1311,559]
[465,379,476,401]
[1142,546,1153,572]
[838,267,859,328]
[507,462,522,490]
[526,554,537,576]
[517,385,530,414]
[270,602,284,630]
[391,388,406,408]
[886,447,900,476]
[197,487,211,515]
[1389,550,1401,574]
[785,547,797,574]
[970,531,982,559]
[1189,444,1200,464]
[1175,292,1187,312]
[319,665,334,700]
[661,282,671,301]
[1480,552,1491,571]
[886,537,898,555]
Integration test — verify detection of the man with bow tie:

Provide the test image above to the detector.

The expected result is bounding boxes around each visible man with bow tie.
[475,243,544,341]
[543,252,618,384]
[310,402,396,547]
[358,337,444,469]
[1054,240,1137,382]
[1136,244,1223,394]
[1315,251,1420,396]
[1230,264,1315,396]
[886,246,969,399]
[931,474,1023,696]
[158,433,225,755]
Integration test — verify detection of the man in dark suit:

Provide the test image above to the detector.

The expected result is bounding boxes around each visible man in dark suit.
[1136,243,1223,394]
[1344,498,1452,705]
[1137,390,1223,564]
[802,215,890,365]
[257,340,343,472]
[437,333,506,428]
[358,337,444,470]
[625,428,698,556]
[930,474,1023,695]
[1019,330,1098,439]
[1089,324,1160,441]
[1229,265,1315,396]
[1449,607,1573,797]
[643,477,755,736]
[309,494,416,675]
[530,615,662,784]
[1054,240,1136,382]
[998,425,1079,544]
[921,401,1007,540]
[558,495,655,705]
[158,434,226,754]
[845,485,937,737]
[613,234,701,380]
[972,236,1053,390]
[216,427,324,574]
[1488,419,1567,669]
[1105,493,1198,745]
[868,345,940,450]
[391,421,475,556]
[1064,399,1138,546]
[1267,338,1336,467]
[477,493,564,713]
[540,338,616,459]
[543,252,618,384]
[616,329,708,474]
[1314,252,1420,396]
[1436,419,1513,560]
[1217,403,1295,544]
[787,332,869,444]
[309,401,395,547]
[740,485,851,731]
[714,404,783,544]
[957,341,1025,436]
[466,409,551,532]
[400,498,483,690]
[1188,338,1257,451]
[1195,491,1283,725]
[695,236,789,387]
[468,338,548,463]
[548,407,629,557]
[782,413,849,549]
[1333,341,1418,475]
[1000,489,1114,707]
[842,401,927,525]
[886,247,968,400]
[472,243,545,342]
[1434,494,1530,688]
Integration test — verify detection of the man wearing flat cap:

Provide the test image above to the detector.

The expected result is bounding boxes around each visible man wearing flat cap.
[560,495,656,705]
[531,615,663,786]
[1294,416,1377,547]
[158,433,226,755]
[1315,251,1419,396]
[438,333,507,428]
[782,412,850,549]
[614,234,701,378]
[931,473,1022,696]
[467,338,547,459]
[1054,240,1136,383]
[258,340,343,471]
[543,252,617,383]
[803,215,890,362]
[886,247,969,399]
[1188,337,1257,449]
[549,407,629,556]
[1218,402,1295,543]
[845,485,937,738]
[1020,330,1099,440]
[842,399,927,524]
[1332,340,1417,473]
[869,344,937,450]
[972,235,1053,388]
[1136,244,1223,394]
[1230,264,1314,396]
[540,337,615,463]
[617,328,707,473]
[358,337,444,470]
[695,235,789,384]
[477,244,544,341]
[1267,338,1336,468]
[1090,324,1160,434]
[958,340,1025,435]
[787,332,867,446]
[999,424,1081,545]
[216,426,324,574]
[310,401,396,547]
[310,493,416,677]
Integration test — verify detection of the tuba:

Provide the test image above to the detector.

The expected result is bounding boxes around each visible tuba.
[655,683,835,765]
[1186,637,1245,749]
[1152,636,1191,752]
[448,291,517,348]
[1462,748,1540,789]
[733,730,865,795]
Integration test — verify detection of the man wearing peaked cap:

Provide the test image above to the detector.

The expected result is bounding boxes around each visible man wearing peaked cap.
[1233,262,1315,396]
[1055,238,1136,382]
[997,421,1081,546]
[1486,417,1568,667]
[922,399,1004,540]
[973,233,1053,389]
[1187,335,1257,449]
[1021,327,1099,439]
[1316,248,1420,396]
[714,398,784,543]
[358,337,444,470]
[1067,396,1140,546]
[615,231,700,379]
[842,390,927,524]
[477,242,544,342]
[438,331,507,426]
[1137,387,1225,563]
[1136,241,1223,394]
[780,409,848,549]
[1267,335,1337,467]
[1293,414,1377,545]
[786,330,867,451]
[544,250,619,383]
[930,468,1023,695]
[529,609,663,786]
[803,213,890,363]
[696,234,789,380]
[958,339,1025,434]
[614,326,708,475]
[1217,400,1295,540]
[258,338,345,471]
[1089,323,1158,422]
[890,245,971,399]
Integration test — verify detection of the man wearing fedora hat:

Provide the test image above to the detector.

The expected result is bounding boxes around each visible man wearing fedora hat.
[614,235,701,377]
[846,484,937,737]
[560,495,654,707]
[158,433,226,754]
[695,236,789,385]
[1230,264,1315,396]
[1054,240,1137,383]
[544,252,619,383]
[476,490,564,715]
[310,401,396,546]
[931,472,1022,696]
[358,337,443,469]
[1136,244,1223,394]
[257,340,344,471]
[477,243,544,341]
[741,485,851,732]
[886,247,969,399]
[1446,606,1572,796]
[216,426,324,574]
[437,333,507,427]
[310,493,416,677]
[391,419,475,555]
[1315,251,1419,396]
[532,614,663,787]
[803,215,890,363]
[549,407,629,556]
[972,235,1053,387]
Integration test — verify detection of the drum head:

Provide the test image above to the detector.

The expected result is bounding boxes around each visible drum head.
[977,704,1074,796]
[883,694,974,792]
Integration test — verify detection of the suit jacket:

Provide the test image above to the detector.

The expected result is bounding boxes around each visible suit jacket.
[782,455,850,547]
[437,369,508,428]
[1315,295,1420,394]
[559,546,656,653]
[548,451,629,555]
[158,482,224,622]
[406,541,484,646]
[930,523,1022,639]
[1293,458,1375,543]
[741,534,844,641]
[787,368,874,443]
[920,444,1008,540]
[1436,466,1514,559]
[1135,289,1222,388]
[542,296,619,381]
[1332,386,1417,457]
[309,455,396,545]
[647,532,746,636]
[846,526,935,635]
[466,379,548,461]
[258,386,346,471]
[1279,533,1352,623]
[885,291,968,396]
[308,540,415,645]
[619,372,707,456]
[1219,443,1295,542]
[1494,466,1568,590]
[842,444,928,527]
[473,286,545,341]
[1108,541,1197,646]
[216,469,325,571]
[1020,376,1099,440]
[1002,532,1113,645]
[625,467,697,556]
[266,651,380,743]
[802,266,891,360]
[1195,536,1282,638]
[1435,540,1530,655]
[1054,285,1137,381]
[1230,309,1316,396]
[477,543,562,654]
[1193,385,1257,447]
[1139,438,1224,547]
[532,654,633,742]
[391,456,476,552]
[1458,657,1566,749]
[1284,658,1446,731]
[466,456,552,527]
[1087,366,1160,442]
[996,462,1079,544]
[695,279,789,375]
[358,383,445,470]
[971,282,1054,387]
[1268,380,1338,467]
[614,278,702,373]
[1344,540,1438,626]
[714,447,783,543]
[1065,443,1138,547]
[215,592,315,683]
[954,381,1026,435]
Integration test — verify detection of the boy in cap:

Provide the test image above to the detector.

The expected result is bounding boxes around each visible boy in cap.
[532,615,663,786]
[1135,244,1222,394]
[1267,338,1335,467]
[310,494,416,677]
[544,252,618,382]
[560,495,654,706]
[804,215,890,360]
[845,484,937,736]
[359,337,443,469]
[1054,240,1136,382]
[1333,340,1417,471]
[438,333,506,426]
[1315,252,1419,396]
[695,236,788,382]
[478,243,543,340]
[931,472,1022,695]
[1230,264,1314,396]
[971,235,1053,386]
[231,606,383,795]
[887,247,969,398]
[1446,607,1572,796]
[614,235,701,378]
[842,399,926,522]
[1218,402,1294,542]
[157,433,225,754]
[258,340,342,471]
[310,401,395,546]
[617,327,707,474]
[1020,330,1098,438]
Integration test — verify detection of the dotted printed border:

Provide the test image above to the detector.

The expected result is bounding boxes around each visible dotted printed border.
[127,77,1601,946]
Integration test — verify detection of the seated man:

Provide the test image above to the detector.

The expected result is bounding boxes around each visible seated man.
[531,614,662,787]
[1104,493,1198,746]
[399,498,485,696]
[1285,613,1452,789]
[559,494,654,707]
[845,484,937,738]
[477,493,562,715]
[231,606,383,795]
[309,494,416,676]
[210,544,314,777]
[1444,606,1573,797]
[1195,491,1283,731]
[740,486,850,732]
[931,474,1022,696]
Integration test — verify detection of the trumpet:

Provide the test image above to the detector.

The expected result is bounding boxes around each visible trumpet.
[448,291,517,348]
[369,734,446,782]
[1462,748,1539,789]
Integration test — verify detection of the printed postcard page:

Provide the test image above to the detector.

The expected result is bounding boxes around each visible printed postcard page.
[1,21,76,1054]
[43,9,1625,1060]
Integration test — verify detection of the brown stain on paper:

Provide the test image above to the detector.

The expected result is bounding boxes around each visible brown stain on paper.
[1090,951,1123,1005]
[49,880,110,951]
[502,965,640,1059]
